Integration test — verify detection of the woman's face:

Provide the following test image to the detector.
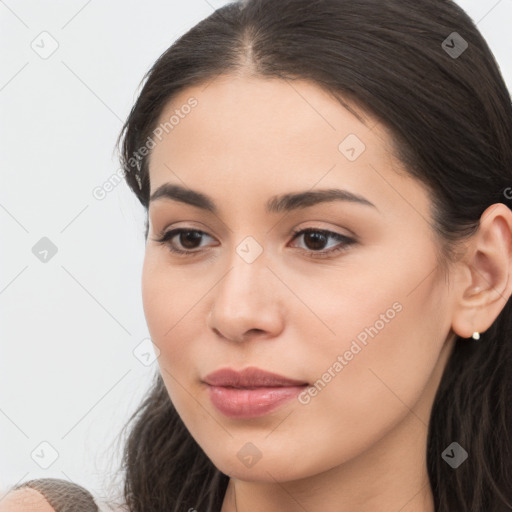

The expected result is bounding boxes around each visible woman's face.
[142,74,457,482]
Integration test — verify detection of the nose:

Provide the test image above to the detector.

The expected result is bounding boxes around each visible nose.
[206,257,284,343]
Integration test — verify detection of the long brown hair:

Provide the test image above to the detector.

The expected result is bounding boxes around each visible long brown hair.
[115,0,512,510]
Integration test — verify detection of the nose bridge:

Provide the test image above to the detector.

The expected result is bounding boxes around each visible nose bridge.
[215,246,270,312]
[208,240,283,340]
[218,228,268,295]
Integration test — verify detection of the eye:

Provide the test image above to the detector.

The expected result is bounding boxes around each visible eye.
[288,228,356,258]
[152,226,356,259]
[153,228,217,255]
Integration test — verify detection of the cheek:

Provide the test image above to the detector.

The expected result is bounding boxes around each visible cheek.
[287,244,447,457]
[141,252,203,341]
[141,251,209,400]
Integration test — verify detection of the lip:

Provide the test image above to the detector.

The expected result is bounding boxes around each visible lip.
[202,366,309,419]
[202,366,308,387]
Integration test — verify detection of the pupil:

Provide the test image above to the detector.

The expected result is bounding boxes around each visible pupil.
[181,231,202,249]
[305,232,326,250]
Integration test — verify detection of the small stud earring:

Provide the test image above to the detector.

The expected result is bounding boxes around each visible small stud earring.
[472,331,480,340]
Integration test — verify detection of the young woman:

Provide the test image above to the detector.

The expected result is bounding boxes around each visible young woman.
[4,0,510,511]
[112,0,512,510]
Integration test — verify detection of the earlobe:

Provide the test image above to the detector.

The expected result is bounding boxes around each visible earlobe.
[450,203,512,340]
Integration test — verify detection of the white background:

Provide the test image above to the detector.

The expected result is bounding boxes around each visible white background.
[1,0,511,506]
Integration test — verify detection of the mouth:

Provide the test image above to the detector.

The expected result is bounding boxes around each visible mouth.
[202,366,309,419]
[214,384,308,389]
[202,366,309,388]
[204,383,308,419]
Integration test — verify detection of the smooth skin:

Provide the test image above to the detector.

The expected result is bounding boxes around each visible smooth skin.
[142,71,512,512]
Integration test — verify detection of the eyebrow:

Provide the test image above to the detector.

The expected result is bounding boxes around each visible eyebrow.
[149,183,378,214]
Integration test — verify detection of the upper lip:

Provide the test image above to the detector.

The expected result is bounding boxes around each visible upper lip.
[203,366,308,388]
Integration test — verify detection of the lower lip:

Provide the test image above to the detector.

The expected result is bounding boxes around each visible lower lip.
[205,384,307,419]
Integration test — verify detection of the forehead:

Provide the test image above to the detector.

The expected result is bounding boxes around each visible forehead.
[146,74,430,220]
[149,74,386,164]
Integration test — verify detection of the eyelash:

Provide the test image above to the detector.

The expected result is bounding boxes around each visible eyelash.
[153,227,356,259]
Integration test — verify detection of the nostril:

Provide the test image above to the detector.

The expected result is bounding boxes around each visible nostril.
[247,328,264,335]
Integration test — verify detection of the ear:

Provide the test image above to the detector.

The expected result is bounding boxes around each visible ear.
[451,203,512,339]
